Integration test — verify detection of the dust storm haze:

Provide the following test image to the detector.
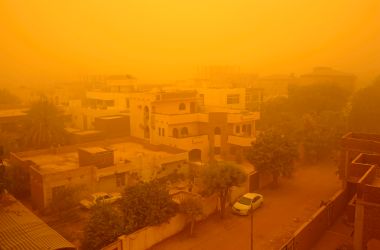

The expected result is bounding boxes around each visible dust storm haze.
[1,0,380,84]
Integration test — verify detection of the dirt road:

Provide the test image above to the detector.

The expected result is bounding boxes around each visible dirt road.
[152,163,341,250]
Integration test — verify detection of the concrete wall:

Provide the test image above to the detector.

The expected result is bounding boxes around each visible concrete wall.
[101,215,187,250]
[280,188,351,250]
[102,194,219,250]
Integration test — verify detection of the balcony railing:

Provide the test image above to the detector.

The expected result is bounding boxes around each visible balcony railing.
[153,113,208,125]
[227,112,260,123]
[164,135,208,149]
[228,135,256,147]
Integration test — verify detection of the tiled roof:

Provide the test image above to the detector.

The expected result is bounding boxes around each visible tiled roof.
[0,194,76,250]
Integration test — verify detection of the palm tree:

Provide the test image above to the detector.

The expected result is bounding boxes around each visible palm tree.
[23,98,67,149]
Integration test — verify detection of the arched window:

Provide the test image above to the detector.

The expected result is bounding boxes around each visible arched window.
[214,127,221,135]
[235,125,240,134]
[247,124,252,135]
[173,128,179,138]
[181,127,189,136]
[179,103,186,110]
[189,149,202,162]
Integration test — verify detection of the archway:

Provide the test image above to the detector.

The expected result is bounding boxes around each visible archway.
[189,149,202,162]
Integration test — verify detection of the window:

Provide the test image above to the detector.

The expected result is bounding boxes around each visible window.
[235,125,240,134]
[173,128,179,138]
[162,128,165,136]
[181,127,188,136]
[116,173,126,187]
[252,196,260,203]
[179,103,186,110]
[214,127,221,135]
[227,94,240,104]
[105,100,115,107]
[242,125,247,133]
[158,128,161,136]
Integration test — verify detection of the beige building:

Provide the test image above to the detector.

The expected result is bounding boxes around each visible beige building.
[65,83,261,163]
[127,89,260,163]
[11,137,188,210]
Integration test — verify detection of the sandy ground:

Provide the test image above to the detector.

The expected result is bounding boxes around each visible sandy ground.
[151,162,341,250]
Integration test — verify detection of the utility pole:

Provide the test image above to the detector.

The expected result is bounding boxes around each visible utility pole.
[250,207,253,250]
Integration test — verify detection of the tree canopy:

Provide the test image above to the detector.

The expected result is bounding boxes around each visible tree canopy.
[121,180,178,233]
[82,203,125,250]
[288,82,353,115]
[179,196,203,236]
[349,77,380,134]
[248,129,298,187]
[23,98,67,149]
[82,180,178,249]
[201,161,246,218]
[259,81,353,163]
[0,89,20,106]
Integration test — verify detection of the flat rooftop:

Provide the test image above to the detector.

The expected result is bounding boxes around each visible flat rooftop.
[0,108,27,118]
[16,137,186,175]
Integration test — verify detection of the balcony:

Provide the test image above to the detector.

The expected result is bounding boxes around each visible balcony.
[153,113,208,125]
[228,135,256,147]
[165,135,208,150]
[227,112,260,123]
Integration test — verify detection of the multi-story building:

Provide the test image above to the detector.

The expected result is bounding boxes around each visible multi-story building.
[11,136,188,210]
[127,89,260,163]
[65,80,261,163]
[66,77,134,130]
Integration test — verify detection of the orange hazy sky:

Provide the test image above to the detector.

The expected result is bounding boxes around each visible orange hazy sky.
[0,0,379,84]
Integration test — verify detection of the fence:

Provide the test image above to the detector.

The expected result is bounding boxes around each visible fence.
[280,188,351,250]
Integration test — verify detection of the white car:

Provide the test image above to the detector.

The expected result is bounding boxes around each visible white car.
[80,192,122,209]
[232,193,263,215]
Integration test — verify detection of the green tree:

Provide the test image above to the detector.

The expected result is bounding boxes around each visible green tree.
[82,203,125,250]
[49,185,82,218]
[248,129,298,187]
[288,82,353,115]
[4,162,30,198]
[0,88,20,106]
[301,111,346,163]
[121,180,178,234]
[0,130,20,156]
[259,82,352,163]
[201,161,246,218]
[349,77,380,134]
[179,196,203,236]
[23,98,67,149]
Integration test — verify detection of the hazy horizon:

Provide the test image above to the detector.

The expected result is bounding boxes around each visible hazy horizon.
[1,0,379,85]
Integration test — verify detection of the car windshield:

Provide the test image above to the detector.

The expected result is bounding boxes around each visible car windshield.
[239,196,252,205]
